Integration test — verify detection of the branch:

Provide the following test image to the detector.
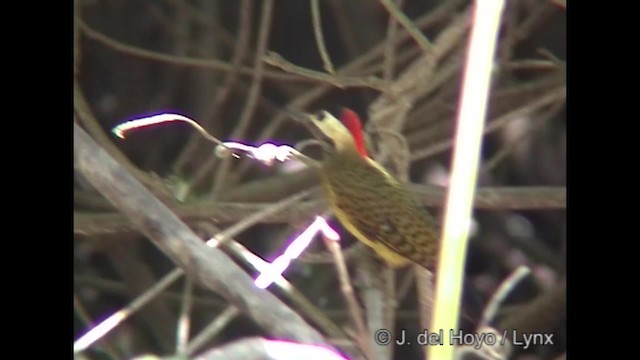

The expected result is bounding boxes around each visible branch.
[263,52,386,91]
[379,0,432,54]
[74,123,331,346]
[310,0,335,74]
[75,186,565,236]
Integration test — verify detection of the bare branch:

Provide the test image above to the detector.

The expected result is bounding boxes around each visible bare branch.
[379,0,432,54]
[75,186,565,236]
[310,0,335,74]
[264,52,386,91]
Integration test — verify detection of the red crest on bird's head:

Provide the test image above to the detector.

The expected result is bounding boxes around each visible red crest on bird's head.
[339,108,368,158]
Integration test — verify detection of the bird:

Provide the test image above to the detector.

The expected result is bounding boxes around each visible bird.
[298,108,440,271]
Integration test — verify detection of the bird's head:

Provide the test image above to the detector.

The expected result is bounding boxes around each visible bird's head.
[295,108,368,158]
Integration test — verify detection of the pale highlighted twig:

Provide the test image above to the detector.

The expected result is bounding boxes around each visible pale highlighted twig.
[479,266,531,329]
[112,113,317,167]
[199,223,349,342]
[73,295,120,359]
[452,266,531,360]
[429,1,507,360]
[74,269,183,354]
[112,113,223,145]
[254,216,340,289]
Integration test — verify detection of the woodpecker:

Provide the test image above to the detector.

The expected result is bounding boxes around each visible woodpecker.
[301,108,440,270]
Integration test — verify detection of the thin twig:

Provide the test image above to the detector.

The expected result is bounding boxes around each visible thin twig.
[479,266,531,329]
[73,82,174,204]
[500,59,561,71]
[74,268,183,354]
[73,294,121,359]
[497,276,566,335]
[311,0,335,74]
[74,275,227,309]
[323,233,371,359]
[382,0,404,82]
[264,52,386,91]
[176,276,194,355]
[208,189,314,246]
[378,0,432,55]
[101,240,175,352]
[187,306,240,355]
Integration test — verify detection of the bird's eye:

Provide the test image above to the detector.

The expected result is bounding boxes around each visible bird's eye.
[314,110,327,121]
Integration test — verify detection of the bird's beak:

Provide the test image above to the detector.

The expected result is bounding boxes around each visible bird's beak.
[282,108,329,141]
[281,108,308,123]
